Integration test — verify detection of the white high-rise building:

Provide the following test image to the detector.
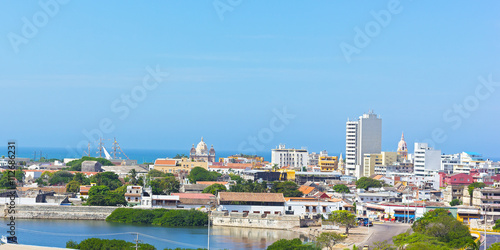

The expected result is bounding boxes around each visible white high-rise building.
[345,111,382,177]
[413,142,441,176]
[271,144,309,169]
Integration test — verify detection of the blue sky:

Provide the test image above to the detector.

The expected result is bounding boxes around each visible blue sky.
[1,1,499,158]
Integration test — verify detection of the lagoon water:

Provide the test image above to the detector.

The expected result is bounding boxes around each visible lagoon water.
[1,219,303,249]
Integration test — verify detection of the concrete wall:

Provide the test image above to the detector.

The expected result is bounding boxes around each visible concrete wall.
[212,211,300,229]
[1,205,118,220]
[218,205,284,214]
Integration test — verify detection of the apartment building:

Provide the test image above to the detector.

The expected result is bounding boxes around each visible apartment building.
[345,111,382,177]
[271,144,309,169]
[413,143,441,176]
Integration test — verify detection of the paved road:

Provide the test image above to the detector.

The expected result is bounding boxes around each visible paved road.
[360,223,411,247]
[480,233,500,249]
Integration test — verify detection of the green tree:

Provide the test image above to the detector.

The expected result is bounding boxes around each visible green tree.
[333,184,350,194]
[187,167,220,183]
[89,185,110,196]
[230,180,267,193]
[48,171,74,185]
[449,199,462,206]
[150,177,180,195]
[412,208,473,248]
[203,183,227,195]
[0,171,16,189]
[35,178,47,187]
[66,180,81,193]
[493,219,500,230]
[65,156,114,171]
[372,240,395,250]
[73,172,90,185]
[488,242,500,250]
[137,176,144,186]
[271,181,303,197]
[86,185,127,206]
[327,210,356,234]
[66,238,155,250]
[315,232,346,250]
[163,176,179,194]
[147,169,173,178]
[89,172,122,190]
[267,238,319,250]
[15,169,25,182]
[173,154,188,159]
[393,230,449,249]
[228,173,243,183]
[272,164,280,171]
[128,169,137,184]
[355,177,382,190]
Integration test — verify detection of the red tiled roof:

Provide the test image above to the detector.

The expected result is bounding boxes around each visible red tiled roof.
[219,192,285,203]
[196,181,228,185]
[155,159,176,165]
[210,165,248,169]
[171,193,215,199]
[298,186,315,195]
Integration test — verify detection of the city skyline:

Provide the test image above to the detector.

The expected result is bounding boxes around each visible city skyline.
[1,1,499,158]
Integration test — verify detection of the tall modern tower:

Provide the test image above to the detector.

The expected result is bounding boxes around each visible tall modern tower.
[345,111,382,177]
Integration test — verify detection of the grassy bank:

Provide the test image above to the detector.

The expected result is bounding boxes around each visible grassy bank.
[106,208,208,227]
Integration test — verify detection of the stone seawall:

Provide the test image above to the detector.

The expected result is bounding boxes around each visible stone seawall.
[212,211,301,229]
[1,205,118,220]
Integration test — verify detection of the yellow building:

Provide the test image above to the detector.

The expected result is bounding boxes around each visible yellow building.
[318,156,338,172]
[153,158,208,174]
[277,169,296,181]
[363,152,398,177]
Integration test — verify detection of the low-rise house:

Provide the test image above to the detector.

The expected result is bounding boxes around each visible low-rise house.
[443,185,466,203]
[125,186,143,206]
[196,181,230,190]
[171,193,216,209]
[81,161,102,172]
[356,192,399,203]
[182,184,210,193]
[357,202,430,221]
[217,192,285,215]
[441,173,473,186]
[101,165,148,179]
[149,195,179,208]
[297,185,329,199]
[209,163,251,174]
[284,197,348,218]
[79,183,96,198]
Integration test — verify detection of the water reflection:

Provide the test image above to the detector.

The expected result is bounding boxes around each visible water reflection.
[211,226,306,249]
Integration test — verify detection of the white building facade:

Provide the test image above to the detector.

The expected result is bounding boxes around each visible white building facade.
[345,111,382,177]
[413,142,441,176]
[271,144,309,169]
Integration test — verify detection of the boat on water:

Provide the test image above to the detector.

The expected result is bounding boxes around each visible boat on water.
[0,235,18,244]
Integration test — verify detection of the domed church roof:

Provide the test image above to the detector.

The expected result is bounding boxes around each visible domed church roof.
[397,133,407,152]
[196,137,208,155]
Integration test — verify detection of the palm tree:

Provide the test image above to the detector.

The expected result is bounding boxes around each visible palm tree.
[129,169,137,184]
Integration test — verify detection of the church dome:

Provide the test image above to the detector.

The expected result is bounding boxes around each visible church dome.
[397,133,407,152]
[196,137,208,155]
